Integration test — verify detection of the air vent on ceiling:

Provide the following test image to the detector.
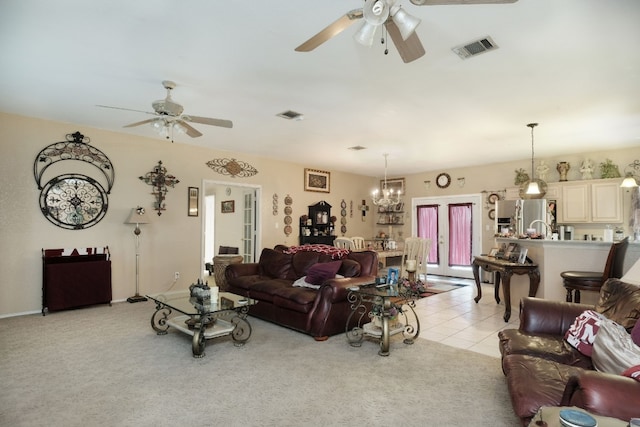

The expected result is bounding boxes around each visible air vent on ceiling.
[348,145,367,151]
[277,110,304,121]
[452,36,498,59]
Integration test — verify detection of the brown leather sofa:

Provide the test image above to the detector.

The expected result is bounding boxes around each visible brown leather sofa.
[225,245,378,340]
[498,278,640,426]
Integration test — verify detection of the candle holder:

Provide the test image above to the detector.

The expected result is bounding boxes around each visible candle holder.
[405,260,417,282]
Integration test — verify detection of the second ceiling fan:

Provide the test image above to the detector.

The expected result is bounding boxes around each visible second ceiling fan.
[295,0,518,63]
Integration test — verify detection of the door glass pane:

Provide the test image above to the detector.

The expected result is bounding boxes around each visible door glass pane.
[448,203,472,267]
[417,205,438,264]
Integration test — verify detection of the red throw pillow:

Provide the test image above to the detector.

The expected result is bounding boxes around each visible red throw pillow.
[622,365,640,382]
[564,310,604,357]
[306,261,342,285]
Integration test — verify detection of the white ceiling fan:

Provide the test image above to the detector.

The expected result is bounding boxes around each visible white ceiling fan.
[295,0,518,63]
[97,80,232,140]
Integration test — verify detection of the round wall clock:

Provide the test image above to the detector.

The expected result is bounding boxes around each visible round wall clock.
[436,173,451,189]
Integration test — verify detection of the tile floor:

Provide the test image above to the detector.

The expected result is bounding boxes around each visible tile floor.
[414,275,520,358]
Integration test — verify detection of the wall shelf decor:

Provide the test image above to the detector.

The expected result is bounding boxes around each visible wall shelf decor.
[188,187,199,217]
[205,158,258,177]
[34,131,114,230]
[139,160,180,216]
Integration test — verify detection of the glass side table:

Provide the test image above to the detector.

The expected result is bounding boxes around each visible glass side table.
[345,283,420,356]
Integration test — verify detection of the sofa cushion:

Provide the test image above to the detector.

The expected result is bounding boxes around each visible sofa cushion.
[502,354,585,421]
[592,318,640,375]
[258,248,292,279]
[271,286,317,313]
[498,329,593,370]
[306,261,342,285]
[339,259,361,278]
[289,251,322,280]
[564,310,604,357]
[595,278,640,331]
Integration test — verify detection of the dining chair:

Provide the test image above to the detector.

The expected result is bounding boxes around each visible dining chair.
[401,237,431,280]
[350,236,365,250]
[333,237,354,250]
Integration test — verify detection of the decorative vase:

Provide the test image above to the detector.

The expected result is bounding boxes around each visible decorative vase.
[557,162,570,181]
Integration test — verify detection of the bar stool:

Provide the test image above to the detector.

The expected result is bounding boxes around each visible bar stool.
[561,237,629,303]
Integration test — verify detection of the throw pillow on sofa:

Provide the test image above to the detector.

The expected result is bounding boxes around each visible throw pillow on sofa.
[623,365,640,382]
[564,310,604,357]
[632,318,640,347]
[592,317,640,375]
[306,261,342,285]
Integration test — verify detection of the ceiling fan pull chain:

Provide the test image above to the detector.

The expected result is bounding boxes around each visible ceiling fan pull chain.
[383,26,389,55]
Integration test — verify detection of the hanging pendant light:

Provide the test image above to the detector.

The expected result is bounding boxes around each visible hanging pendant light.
[372,153,401,208]
[524,123,545,196]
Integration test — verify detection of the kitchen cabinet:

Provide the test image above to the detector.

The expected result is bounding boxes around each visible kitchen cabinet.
[559,179,622,223]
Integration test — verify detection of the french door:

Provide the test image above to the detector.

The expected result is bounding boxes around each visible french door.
[412,194,482,279]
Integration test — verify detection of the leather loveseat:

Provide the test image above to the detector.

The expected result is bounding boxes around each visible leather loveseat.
[225,245,378,340]
[498,278,640,425]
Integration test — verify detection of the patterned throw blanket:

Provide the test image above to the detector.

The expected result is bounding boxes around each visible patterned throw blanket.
[283,244,349,260]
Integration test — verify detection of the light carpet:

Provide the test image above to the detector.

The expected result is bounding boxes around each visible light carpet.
[0,301,518,426]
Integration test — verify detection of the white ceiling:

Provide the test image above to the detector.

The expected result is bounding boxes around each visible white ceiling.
[1,0,639,177]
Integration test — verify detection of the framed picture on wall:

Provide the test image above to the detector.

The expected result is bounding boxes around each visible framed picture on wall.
[188,187,199,217]
[221,200,235,213]
[381,177,405,196]
[304,168,330,193]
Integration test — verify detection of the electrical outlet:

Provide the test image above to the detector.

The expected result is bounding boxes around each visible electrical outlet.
[174,272,180,280]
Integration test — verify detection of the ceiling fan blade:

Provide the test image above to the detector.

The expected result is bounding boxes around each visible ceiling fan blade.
[123,118,156,128]
[295,9,363,52]
[385,20,425,63]
[177,121,203,138]
[410,0,517,5]
[96,105,156,115]
[183,115,233,129]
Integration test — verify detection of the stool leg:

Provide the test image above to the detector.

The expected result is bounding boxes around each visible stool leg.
[565,288,573,302]
[574,290,581,304]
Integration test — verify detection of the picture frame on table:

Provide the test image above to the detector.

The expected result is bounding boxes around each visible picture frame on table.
[387,267,399,285]
[304,168,330,193]
[504,243,518,260]
[489,248,499,257]
[517,248,529,264]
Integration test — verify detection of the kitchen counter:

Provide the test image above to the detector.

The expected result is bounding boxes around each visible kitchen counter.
[494,237,640,307]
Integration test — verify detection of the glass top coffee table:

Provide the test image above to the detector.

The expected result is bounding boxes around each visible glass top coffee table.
[146,290,256,358]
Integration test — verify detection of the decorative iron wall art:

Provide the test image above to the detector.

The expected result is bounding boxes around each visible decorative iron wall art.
[205,158,258,178]
[139,161,180,215]
[33,131,114,230]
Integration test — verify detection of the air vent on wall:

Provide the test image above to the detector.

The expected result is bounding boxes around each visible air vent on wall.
[452,36,498,59]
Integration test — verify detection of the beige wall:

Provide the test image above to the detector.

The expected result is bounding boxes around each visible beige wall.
[0,112,375,316]
[1,111,639,317]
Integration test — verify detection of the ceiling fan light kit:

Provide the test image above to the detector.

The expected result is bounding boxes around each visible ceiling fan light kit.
[98,80,232,142]
[295,0,516,63]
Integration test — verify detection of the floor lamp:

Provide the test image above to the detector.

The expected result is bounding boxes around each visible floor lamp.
[125,206,150,303]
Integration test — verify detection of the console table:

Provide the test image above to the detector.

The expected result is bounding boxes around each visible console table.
[42,247,112,315]
[472,255,540,322]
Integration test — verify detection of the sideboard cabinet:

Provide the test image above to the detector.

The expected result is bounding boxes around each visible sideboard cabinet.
[299,201,336,245]
[42,248,112,315]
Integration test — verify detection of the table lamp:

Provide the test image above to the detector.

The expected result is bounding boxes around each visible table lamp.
[406,259,417,282]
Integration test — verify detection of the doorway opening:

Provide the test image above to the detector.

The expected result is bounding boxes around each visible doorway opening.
[202,180,261,275]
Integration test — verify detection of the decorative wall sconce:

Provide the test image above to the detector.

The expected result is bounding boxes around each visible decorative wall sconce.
[457,177,466,188]
[139,161,180,215]
[423,180,431,190]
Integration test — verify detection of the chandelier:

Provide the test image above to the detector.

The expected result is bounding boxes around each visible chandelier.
[524,122,546,196]
[372,153,401,208]
[151,118,186,142]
